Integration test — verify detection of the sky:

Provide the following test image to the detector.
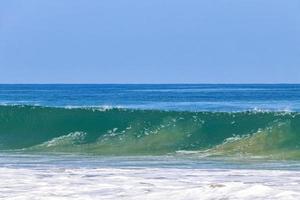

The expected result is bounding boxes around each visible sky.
[0,0,300,83]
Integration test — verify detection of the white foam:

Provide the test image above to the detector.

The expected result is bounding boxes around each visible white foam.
[1,165,300,200]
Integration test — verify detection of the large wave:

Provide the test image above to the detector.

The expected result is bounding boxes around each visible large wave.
[1,105,300,159]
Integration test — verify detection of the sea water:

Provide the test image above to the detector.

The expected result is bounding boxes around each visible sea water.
[1,84,300,199]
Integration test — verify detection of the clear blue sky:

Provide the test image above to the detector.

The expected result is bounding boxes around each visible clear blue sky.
[0,0,300,83]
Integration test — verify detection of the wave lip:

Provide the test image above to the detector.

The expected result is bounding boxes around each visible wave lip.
[1,105,300,159]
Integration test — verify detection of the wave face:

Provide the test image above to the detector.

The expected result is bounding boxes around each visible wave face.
[1,105,300,159]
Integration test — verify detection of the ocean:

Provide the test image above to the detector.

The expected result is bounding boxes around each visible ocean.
[1,84,300,199]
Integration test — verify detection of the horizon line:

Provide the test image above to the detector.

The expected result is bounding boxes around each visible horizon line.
[0,83,300,85]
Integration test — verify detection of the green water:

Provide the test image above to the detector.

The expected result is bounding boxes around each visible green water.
[1,105,300,159]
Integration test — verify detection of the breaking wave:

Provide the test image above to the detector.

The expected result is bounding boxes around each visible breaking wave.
[1,105,300,159]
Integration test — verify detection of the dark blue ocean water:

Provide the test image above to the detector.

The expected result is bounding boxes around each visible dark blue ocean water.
[1,84,300,111]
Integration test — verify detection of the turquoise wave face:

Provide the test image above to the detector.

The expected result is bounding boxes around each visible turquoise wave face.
[1,105,300,159]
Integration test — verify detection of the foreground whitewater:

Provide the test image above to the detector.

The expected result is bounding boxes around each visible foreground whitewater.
[1,84,300,199]
[1,154,300,200]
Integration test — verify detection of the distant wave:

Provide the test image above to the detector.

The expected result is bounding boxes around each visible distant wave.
[1,105,300,159]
